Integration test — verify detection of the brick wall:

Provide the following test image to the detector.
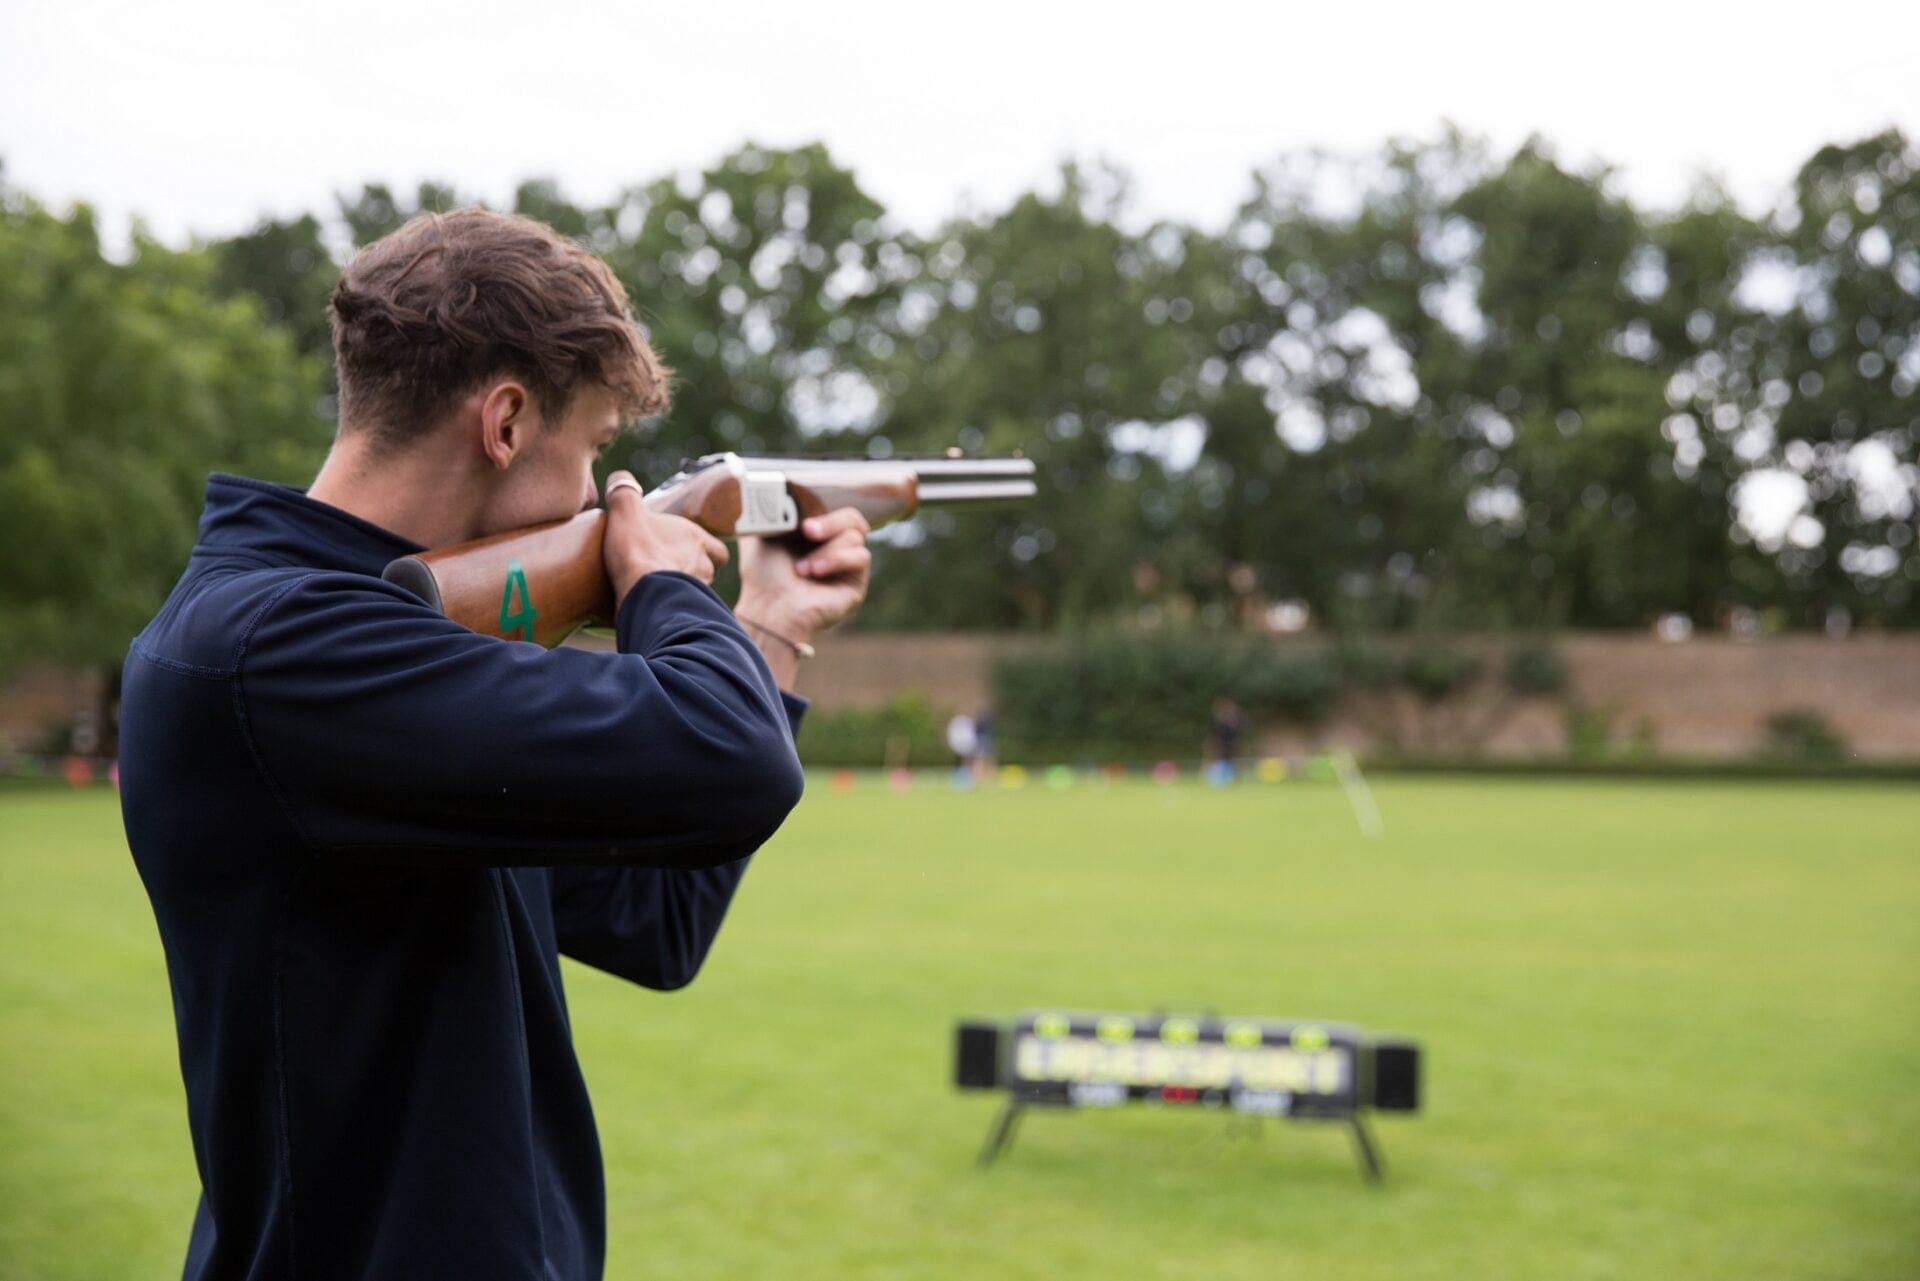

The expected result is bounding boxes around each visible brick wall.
[8,633,1917,759]
[1556,633,1920,757]
[0,663,109,753]
[792,632,1920,760]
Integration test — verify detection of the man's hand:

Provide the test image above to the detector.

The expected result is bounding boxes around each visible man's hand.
[603,470,730,600]
[735,508,872,682]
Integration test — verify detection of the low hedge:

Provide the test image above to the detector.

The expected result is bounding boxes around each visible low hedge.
[792,693,947,768]
[993,633,1340,763]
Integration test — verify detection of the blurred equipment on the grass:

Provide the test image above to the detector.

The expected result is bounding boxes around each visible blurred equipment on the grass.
[954,1011,1420,1180]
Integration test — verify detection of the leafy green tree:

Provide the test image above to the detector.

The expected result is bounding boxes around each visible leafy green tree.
[1444,143,1710,627]
[207,213,338,358]
[0,187,331,678]
[1626,189,1775,622]
[860,163,1217,628]
[1204,132,1857,634]
[338,180,471,248]
[1211,133,1495,630]
[593,143,900,485]
[1732,131,1919,624]
[5,124,1917,675]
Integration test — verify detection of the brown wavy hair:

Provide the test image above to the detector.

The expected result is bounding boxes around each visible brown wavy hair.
[328,208,669,445]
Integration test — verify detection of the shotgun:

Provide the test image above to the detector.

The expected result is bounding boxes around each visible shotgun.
[381,451,1036,647]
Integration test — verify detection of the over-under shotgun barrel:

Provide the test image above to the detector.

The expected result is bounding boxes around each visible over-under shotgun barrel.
[382,452,1034,646]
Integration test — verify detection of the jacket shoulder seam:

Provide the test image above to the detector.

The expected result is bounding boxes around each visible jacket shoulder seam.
[230,576,323,857]
[126,637,233,681]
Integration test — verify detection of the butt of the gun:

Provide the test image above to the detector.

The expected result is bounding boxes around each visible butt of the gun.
[381,556,444,611]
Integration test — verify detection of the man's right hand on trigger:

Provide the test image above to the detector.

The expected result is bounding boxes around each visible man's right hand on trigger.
[602,470,730,600]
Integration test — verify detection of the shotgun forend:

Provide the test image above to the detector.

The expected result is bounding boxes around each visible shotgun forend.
[380,452,1035,647]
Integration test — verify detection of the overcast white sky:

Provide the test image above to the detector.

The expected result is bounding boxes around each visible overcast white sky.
[2,0,1915,245]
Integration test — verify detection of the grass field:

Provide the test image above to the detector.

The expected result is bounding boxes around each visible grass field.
[2,777,1917,1280]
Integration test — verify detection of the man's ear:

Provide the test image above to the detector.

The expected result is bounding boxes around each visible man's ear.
[478,381,532,472]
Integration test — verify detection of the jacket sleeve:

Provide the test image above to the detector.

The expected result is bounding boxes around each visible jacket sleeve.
[548,691,806,989]
[237,569,805,868]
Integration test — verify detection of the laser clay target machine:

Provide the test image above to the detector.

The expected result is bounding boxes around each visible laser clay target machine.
[954,1011,1421,1181]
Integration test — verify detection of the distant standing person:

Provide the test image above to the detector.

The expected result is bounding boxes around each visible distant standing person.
[946,711,977,763]
[1206,697,1245,785]
[971,706,997,781]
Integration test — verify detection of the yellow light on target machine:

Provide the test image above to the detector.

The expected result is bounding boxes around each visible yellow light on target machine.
[954,1011,1421,1180]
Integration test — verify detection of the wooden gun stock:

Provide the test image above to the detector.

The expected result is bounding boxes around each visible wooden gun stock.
[381,453,1033,646]
[382,509,617,648]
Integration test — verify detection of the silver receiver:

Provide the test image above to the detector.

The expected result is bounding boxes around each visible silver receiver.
[651,451,1037,533]
[650,453,802,535]
[738,469,801,535]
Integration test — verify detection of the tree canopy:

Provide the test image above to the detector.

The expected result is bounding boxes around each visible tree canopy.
[0,188,329,673]
[2,128,1916,678]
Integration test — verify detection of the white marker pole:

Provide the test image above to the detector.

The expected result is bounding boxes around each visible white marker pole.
[1332,750,1384,838]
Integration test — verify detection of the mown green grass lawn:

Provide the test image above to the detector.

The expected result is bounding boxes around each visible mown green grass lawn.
[3,778,1917,1280]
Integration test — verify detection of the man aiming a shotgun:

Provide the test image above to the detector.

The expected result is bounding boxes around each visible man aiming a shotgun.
[119,208,872,1280]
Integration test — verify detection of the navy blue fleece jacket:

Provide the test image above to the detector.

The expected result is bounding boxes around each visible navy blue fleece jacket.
[118,474,806,1280]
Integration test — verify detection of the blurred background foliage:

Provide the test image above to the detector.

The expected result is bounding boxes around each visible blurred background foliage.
[2,127,1917,678]
[0,186,328,674]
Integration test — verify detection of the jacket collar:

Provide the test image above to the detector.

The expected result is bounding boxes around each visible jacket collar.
[194,473,424,578]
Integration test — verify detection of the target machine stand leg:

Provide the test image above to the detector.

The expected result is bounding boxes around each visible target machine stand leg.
[1346,1114,1384,1183]
[976,1098,1023,1167]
